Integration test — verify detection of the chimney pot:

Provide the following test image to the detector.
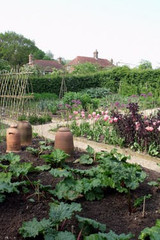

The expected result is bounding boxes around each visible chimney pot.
[29,54,33,65]
[93,49,98,59]
[57,57,62,64]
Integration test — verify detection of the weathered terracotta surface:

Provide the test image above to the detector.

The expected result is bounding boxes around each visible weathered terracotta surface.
[6,125,21,152]
[54,127,74,156]
[17,121,32,146]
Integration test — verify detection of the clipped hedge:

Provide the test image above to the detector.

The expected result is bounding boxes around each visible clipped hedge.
[30,67,160,97]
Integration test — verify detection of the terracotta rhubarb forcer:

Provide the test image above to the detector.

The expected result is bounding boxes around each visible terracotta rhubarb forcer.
[54,127,74,157]
[6,124,21,153]
[17,121,32,147]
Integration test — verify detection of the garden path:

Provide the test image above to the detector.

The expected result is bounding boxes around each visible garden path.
[2,117,160,173]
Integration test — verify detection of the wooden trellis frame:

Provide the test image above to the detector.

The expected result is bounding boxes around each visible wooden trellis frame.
[0,69,33,119]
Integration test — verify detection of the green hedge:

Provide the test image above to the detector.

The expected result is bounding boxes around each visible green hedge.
[30,67,160,97]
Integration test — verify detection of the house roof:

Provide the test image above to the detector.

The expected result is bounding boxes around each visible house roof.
[32,59,63,72]
[68,56,113,68]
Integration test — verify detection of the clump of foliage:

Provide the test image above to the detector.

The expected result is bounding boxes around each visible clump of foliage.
[19,201,81,239]
[138,219,160,240]
[28,114,52,125]
[111,103,160,156]
[81,87,111,98]
[49,147,146,208]
[62,91,99,110]
[0,153,33,202]
[41,149,69,167]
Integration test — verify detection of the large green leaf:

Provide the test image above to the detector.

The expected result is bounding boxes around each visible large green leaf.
[9,162,32,177]
[49,201,82,224]
[19,218,51,238]
[76,215,106,236]
[86,145,95,155]
[79,154,93,165]
[84,231,134,240]
[138,219,160,240]
[0,153,20,164]
[49,168,72,178]
[42,149,69,165]
[53,177,83,200]
[44,230,76,240]
[34,165,51,172]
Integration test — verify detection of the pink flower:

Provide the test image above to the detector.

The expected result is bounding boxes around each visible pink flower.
[81,111,85,115]
[145,126,154,132]
[157,126,160,132]
[104,115,109,121]
[105,110,108,115]
[75,116,79,120]
[81,114,85,118]
[101,111,105,115]
[92,112,96,117]
[69,115,72,119]
[135,122,140,131]
[153,122,157,126]
[88,114,92,119]
[73,111,78,115]
[113,117,118,123]
[109,119,113,124]
[96,114,100,118]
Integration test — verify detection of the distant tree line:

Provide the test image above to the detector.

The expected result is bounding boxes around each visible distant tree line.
[0,31,53,70]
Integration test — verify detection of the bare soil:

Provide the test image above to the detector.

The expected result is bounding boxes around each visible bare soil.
[0,137,160,240]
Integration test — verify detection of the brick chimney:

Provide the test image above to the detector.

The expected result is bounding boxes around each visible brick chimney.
[93,49,98,59]
[29,54,33,65]
[57,57,62,64]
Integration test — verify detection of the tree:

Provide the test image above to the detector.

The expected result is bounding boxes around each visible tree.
[138,60,152,70]
[43,50,54,60]
[72,62,100,74]
[0,59,11,71]
[0,31,45,67]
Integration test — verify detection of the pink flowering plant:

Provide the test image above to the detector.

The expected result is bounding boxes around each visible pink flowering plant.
[111,103,160,156]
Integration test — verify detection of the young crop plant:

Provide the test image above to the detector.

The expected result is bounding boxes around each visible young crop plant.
[49,147,146,206]
[41,149,69,167]
[75,145,97,165]
[26,141,53,157]
[76,215,106,237]
[84,231,134,240]
[19,201,81,239]
[138,219,160,240]
[0,152,34,202]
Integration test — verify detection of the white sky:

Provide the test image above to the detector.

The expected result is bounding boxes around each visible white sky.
[1,0,160,68]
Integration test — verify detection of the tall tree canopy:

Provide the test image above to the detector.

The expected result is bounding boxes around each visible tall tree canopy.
[0,31,45,67]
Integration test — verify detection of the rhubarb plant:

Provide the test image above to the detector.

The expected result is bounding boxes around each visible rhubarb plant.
[76,215,106,236]
[19,201,81,239]
[41,149,69,167]
[50,147,146,202]
[138,219,160,240]
[84,231,134,240]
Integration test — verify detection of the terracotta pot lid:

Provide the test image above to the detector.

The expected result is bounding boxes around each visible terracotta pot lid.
[58,127,70,132]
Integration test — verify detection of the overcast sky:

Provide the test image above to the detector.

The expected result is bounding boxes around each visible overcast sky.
[1,0,160,68]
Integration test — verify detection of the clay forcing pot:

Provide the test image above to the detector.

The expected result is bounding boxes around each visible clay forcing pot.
[6,124,21,153]
[17,121,32,147]
[54,127,74,157]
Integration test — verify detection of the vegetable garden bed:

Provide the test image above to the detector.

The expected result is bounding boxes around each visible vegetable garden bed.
[0,137,160,239]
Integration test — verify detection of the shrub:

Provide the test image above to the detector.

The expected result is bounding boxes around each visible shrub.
[81,87,111,98]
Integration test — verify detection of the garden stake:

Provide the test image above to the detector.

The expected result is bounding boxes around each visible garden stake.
[142,196,146,217]
[77,229,83,240]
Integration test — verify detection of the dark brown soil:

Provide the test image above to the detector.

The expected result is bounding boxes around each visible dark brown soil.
[0,138,160,240]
